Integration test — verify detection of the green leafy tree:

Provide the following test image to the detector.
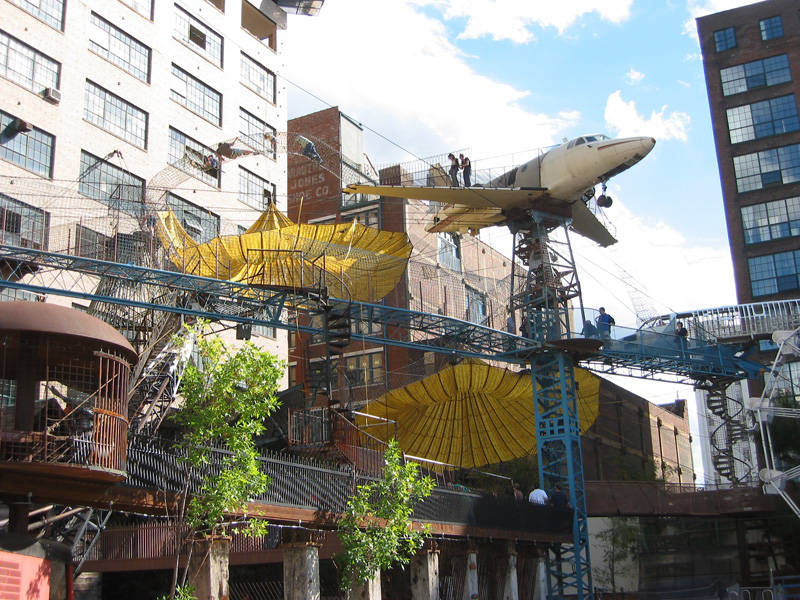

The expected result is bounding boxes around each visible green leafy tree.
[596,517,641,592]
[171,321,283,535]
[338,439,435,590]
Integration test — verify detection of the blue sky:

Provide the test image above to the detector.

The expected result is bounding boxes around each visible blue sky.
[283,0,757,404]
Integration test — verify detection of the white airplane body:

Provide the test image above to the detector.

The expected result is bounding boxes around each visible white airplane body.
[343,134,655,247]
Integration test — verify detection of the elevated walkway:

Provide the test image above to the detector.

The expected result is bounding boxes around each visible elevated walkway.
[0,245,764,382]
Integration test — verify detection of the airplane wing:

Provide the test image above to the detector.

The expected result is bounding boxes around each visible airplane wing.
[344,184,617,247]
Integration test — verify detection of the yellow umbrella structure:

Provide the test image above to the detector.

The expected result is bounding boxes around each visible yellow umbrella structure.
[155,202,413,302]
[359,359,600,469]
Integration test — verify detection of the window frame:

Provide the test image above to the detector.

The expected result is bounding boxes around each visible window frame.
[726,94,800,144]
[170,64,222,125]
[239,107,276,158]
[720,54,791,97]
[78,150,146,217]
[748,250,800,297]
[240,52,276,103]
[168,127,221,188]
[89,13,151,82]
[438,232,462,272]
[344,351,385,387]
[0,29,61,96]
[9,0,65,31]
[174,4,223,68]
[760,16,784,41]
[0,110,55,177]
[741,196,800,244]
[166,192,220,243]
[84,80,149,149]
[0,192,49,250]
[713,26,736,52]
[733,143,800,193]
[239,167,276,210]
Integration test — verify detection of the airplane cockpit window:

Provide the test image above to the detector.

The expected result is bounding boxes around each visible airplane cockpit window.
[568,137,586,148]
[584,134,610,143]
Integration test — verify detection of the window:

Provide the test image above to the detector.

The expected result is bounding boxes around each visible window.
[713,27,736,52]
[240,53,275,103]
[9,0,64,30]
[175,5,223,67]
[239,167,275,210]
[760,16,783,41]
[288,363,296,388]
[168,127,220,187]
[727,95,800,144]
[0,193,48,249]
[438,232,461,272]
[344,352,384,387]
[89,13,151,82]
[721,55,791,96]
[0,110,54,177]
[733,143,800,192]
[166,193,219,243]
[341,207,379,228]
[742,197,800,244]
[84,81,148,148]
[239,108,276,158]
[0,30,60,94]
[749,250,800,296]
[465,287,488,325]
[79,150,145,217]
[170,64,222,125]
[352,317,382,336]
[120,0,153,19]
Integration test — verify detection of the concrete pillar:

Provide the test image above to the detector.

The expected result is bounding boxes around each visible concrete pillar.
[462,551,479,600]
[187,537,230,600]
[500,546,519,600]
[73,571,102,600]
[282,545,320,600]
[532,556,548,600]
[348,569,381,599]
[410,549,439,599]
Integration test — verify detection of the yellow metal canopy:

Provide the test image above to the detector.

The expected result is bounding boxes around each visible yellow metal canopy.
[359,359,600,469]
[155,203,413,302]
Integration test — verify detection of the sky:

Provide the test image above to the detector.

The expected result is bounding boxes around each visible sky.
[281,0,759,407]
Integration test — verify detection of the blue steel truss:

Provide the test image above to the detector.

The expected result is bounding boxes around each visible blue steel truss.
[0,245,761,381]
[532,352,591,599]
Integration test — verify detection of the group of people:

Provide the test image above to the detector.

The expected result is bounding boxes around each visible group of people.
[582,306,615,340]
[447,153,472,187]
[512,482,571,509]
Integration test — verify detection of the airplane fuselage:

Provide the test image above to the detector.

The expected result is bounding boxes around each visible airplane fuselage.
[492,134,656,198]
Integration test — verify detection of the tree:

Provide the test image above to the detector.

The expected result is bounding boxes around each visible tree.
[172,322,283,535]
[595,517,641,592]
[338,439,435,590]
[164,322,283,599]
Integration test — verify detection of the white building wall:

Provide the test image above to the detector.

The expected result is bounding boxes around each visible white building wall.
[0,0,291,383]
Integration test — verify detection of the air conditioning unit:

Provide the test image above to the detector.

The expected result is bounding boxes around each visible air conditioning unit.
[43,87,61,104]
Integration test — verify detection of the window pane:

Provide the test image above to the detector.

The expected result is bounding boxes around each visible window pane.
[240,53,275,103]
[760,16,783,41]
[78,150,145,217]
[721,54,791,97]
[239,167,275,209]
[171,64,221,124]
[84,81,148,148]
[175,5,223,67]
[0,110,54,177]
[168,128,220,187]
[166,192,219,243]
[0,30,60,94]
[9,0,64,30]
[89,13,151,82]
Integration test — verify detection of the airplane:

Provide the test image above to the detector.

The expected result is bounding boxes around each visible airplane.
[342,134,655,247]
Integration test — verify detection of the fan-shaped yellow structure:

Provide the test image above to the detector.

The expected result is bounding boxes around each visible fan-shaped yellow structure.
[359,359,600,469]
[155,203,413,302]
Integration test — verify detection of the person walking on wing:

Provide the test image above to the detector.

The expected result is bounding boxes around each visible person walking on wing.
[596,307,615,339]
[460,153,472,187]
[448,153,460,186]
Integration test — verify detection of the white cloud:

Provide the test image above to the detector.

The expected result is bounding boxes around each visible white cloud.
[677,80,691,88]
[284,0,578,162]
[625,68,645,85]
[604,91,691,141]
[421,0,635,42]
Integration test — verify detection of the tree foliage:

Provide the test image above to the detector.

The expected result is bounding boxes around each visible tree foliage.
[596,517,641,591]
[171,322,283,535]
[338,439,434,589]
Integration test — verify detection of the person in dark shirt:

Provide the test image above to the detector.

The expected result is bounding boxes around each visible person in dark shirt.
[460,153,472,187]
[550,484,571,509]
[448,153,460,186]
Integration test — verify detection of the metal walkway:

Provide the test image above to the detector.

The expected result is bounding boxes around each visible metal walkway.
[0,244,762,382]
